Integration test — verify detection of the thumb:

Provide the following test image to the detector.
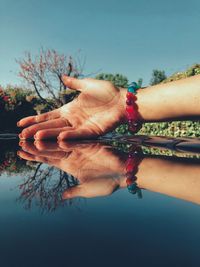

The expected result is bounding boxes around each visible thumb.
[62,75,85,91]
[58,127,99,140]
[62,185,86,199]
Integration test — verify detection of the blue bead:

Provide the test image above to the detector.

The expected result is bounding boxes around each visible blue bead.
[130,82,138,88]
[127,183,137,192]
[128,86,136,93]
[128,81,139,93]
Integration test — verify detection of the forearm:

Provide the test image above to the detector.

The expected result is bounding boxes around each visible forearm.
[119,156,200,204]
[121,74,200,122]
[137,157,200,204]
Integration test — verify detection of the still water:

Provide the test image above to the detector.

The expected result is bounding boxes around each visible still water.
[1,137,200,267]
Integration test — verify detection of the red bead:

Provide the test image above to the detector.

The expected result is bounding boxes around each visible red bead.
[126,163,134,172]
[126,172,133,179]
[126,177,134,186]
[132,167,138,176]
[129,125,137,132]
[126,105,135,114]
[126,112,138,121]
[126,158,138,172]
[128,119,134,124]
[126,92,137,101]
[126,99,132,105]
[126,92,132,98]
[132,103,138,110]
[126,158,134,165]
[126,175,137,185]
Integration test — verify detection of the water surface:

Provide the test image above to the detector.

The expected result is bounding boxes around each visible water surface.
[1,138,200,267]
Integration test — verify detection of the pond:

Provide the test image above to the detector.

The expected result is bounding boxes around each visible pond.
[1,135,200,267]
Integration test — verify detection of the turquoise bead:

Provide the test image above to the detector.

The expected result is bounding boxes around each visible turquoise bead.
[128,86,136,93]
[127,183,137,193]
[130,82,138,88]
[128,82,139,93]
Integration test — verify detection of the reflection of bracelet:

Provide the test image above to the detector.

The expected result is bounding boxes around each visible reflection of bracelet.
[125,146,142,198]
[126,82,142,133]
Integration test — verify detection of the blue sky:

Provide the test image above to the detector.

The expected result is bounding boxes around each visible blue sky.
[1,0,200,87]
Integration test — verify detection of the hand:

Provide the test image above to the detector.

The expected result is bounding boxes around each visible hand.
[18,141,127,198]
[17,76,126,140]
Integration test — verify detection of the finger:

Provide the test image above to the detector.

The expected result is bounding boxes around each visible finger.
[58,141,91,150]
[21,142,68,159]
[33,141,61,151]
[34,127,72,140]
[62,75,85,91]
[62,185,86,199]
[58,141,101,154]
[18,150,55,165]
[58,128,98,140]
[20,118,70,139]
[17,109,61,127]
[19,141,37,153]
[17,150,37,162]
[62,178,118,199]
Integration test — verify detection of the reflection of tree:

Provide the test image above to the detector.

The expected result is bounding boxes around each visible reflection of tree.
[18,163,78,212]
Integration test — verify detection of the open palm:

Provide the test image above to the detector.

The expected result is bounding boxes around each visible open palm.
[18,76,126,140]
[18,141,127,198]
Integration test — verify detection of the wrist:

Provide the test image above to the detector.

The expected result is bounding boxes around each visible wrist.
[119,88,127,123]
[119,87,145,124]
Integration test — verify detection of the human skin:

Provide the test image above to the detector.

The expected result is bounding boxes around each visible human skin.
[18,141,200,205]
[17,74,200,140]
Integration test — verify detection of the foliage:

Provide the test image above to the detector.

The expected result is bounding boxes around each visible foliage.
[96,73,129,87]
[0,86,55,130]
[116,64,200,137]
[138,121,200,137]
[17,48,83,108]
[150,69,167,85]
[162,64,200,83]
[0,86,16,111]
[0,145,36,176]
[137,78,143,88]
[115,121,200,138]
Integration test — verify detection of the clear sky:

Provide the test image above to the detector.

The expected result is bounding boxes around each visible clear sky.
[1,0,200,87]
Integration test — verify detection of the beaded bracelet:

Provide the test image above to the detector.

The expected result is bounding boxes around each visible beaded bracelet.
[125,146,142,198]
[126,82,142,133]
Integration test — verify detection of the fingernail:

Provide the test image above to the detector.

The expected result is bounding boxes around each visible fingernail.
[19,141,24,146]
[17,122,21,127]
[34,140,40,146]
[61,74,66,81]
[62,192,71,200]
[19,134,23,139]
[34,134,37,140]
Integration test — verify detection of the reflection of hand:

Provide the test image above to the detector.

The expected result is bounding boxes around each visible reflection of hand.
[17,76,127,140]
[18,141,127,198]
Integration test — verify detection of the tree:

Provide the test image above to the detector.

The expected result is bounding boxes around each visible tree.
[137,78,143,88]
[96,73,129,87]
[150,69,167,85]
[17,48,84,108]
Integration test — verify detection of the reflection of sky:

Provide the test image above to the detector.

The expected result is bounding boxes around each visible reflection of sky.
[1,0,200,87]
[0,171,200,266]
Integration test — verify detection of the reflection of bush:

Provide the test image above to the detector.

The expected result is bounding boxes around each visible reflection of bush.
[111,139,200,158]
[0,141,36,176]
